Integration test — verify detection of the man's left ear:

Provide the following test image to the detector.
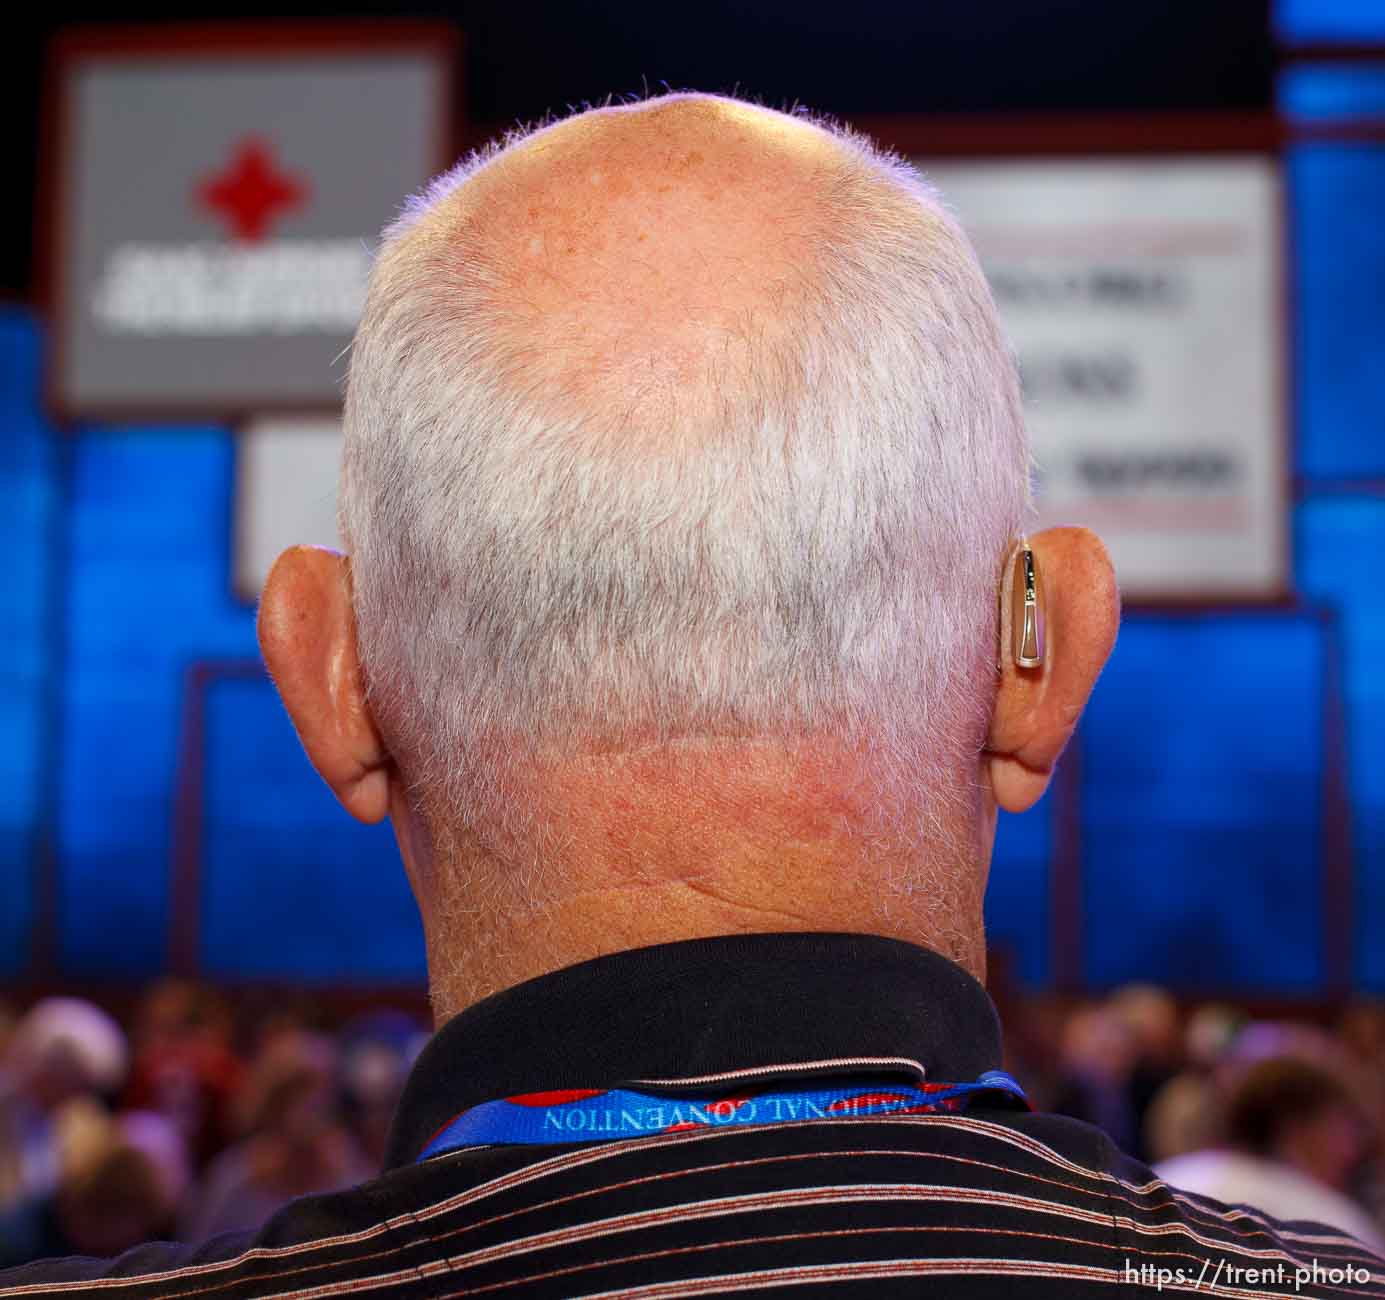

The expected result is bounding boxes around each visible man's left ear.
[257,545,392,824]
[985,526,1120,814]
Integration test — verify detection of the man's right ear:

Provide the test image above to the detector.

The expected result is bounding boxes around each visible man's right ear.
[984,526,1120,813]
[257,546,393,825]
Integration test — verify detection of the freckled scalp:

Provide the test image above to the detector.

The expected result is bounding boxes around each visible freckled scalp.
[393,96,884,440]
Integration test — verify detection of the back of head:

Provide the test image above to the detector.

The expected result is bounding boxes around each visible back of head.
[1225,1056,1370,1191]
[8,998,128,1105]
[341,94,1028,872]
[58,1141,169,1258]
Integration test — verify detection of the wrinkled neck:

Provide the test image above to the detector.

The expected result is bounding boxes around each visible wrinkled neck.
[403,739,992,1023]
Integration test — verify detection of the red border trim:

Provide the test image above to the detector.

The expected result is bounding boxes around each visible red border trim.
[1319,607,1355,996]
[50,20,461,60]
[1279,42,1385,63]
[1289,121,1385,142]
[169,659,268,976]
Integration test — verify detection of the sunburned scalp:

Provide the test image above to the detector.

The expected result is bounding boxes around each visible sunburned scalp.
[398,95,889,443]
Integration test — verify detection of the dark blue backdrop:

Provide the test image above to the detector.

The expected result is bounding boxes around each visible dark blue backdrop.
[3,62,1383,992]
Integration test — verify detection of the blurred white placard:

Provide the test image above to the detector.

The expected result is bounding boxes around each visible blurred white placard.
[234,415,343,599]
[917,156,1286,600]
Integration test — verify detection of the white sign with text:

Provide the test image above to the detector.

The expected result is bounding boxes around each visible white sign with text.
[917,156,1286,600]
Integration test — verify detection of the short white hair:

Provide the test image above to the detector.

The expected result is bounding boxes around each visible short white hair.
[341,100,1029,863]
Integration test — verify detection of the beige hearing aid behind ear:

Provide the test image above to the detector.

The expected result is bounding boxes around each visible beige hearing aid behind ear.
[1012,543,1044,668]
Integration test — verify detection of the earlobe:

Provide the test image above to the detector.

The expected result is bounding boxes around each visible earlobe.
[985,527,1119,814]
[257,546,393,825]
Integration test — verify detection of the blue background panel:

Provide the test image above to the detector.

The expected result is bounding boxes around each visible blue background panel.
[199,676,425,982]
[1277,0,1385,43]
[1280,65,1385,120]
[1298,496,1385,991]
[1291,145,1385,480]
[1082,615,1325,992]
[986,790,1053,989]
[0,312,58,979]
[57,430,257,976]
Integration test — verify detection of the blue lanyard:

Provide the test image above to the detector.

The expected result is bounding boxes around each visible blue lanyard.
[418,1070,1029,1162]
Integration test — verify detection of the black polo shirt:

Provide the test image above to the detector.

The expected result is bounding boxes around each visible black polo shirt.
[3,932,1383,1297]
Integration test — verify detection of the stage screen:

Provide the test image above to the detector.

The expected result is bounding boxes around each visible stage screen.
[917,156,1287,602]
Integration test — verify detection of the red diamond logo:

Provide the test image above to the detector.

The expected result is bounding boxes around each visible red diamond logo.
[197,137,309,242]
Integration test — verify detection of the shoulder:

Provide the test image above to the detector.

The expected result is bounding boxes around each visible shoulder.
[896,1107,1385,1295]
[0,1167,406,1298]
[2,1117,1382,1298]
[1155,1148,1385,1258]
[0,1227,259,1293]
[1072,1116,1385,1296]
[0,1144,538,1298]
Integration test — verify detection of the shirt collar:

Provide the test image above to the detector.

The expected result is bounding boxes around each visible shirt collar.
[384,931,1004,1169]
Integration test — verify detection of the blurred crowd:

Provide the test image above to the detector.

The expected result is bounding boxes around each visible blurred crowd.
[2,977,1383,1268]
[0,982,428,1267]
[1002,983,1385,1253]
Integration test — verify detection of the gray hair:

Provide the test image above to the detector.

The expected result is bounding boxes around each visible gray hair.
[340,102,1029,863]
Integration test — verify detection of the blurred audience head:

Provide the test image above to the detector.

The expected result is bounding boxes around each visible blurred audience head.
[236,1030,339,1144]
[337,1011,425,1167]
[1143,1072,1224,1163]
[1061,1005,1137,1085]
[1336,1001,1385,1072]
[6,998,128,1109]
[1108,983,1180,1066]
[1225,1057,1373,1194]
[117,1110,191,1211]
[51,1105,186,1258]
[131,980,232,1053]
[123,980,243,1170]
[1184,1002,1244,1069]
[0,1000,16,1063]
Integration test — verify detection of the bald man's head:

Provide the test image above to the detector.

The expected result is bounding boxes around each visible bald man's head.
[341,93,1028,867]
[456,98,845,437]
[377,95,974,441]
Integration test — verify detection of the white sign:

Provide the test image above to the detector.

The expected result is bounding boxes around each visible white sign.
[48,28,452,416]
[93,241,369,337]
[234,416,343,599]
[917,157,1287,600]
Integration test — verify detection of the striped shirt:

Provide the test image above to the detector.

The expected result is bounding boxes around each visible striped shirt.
[3,932,1382,1297]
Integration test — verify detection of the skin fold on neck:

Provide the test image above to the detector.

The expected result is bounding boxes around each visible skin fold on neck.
[401,735,994,1024]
